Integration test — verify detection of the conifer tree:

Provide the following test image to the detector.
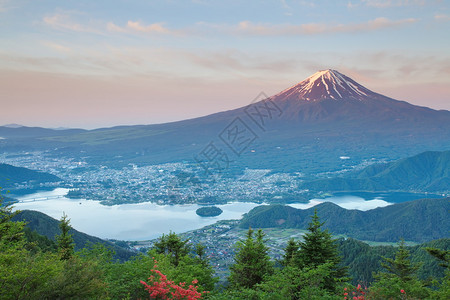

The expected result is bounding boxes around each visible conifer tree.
[296,209,347,292]
[381,240,420,282]
[228,228,273,289]
[371,240,430,299]
[0,191,25,250]
[154,231,190,266]
[56,212,75,260]
[281,238,299,267]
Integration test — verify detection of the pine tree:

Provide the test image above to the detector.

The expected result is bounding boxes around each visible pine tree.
[153,231,190,266]
[281,238,299,267]
[56,212,75,260]
[296,209,347,292]
[426,247,450,269]
[380,240,420,282]
[0,191,25,250]
[228,228,274,289]
[371,240,430,299]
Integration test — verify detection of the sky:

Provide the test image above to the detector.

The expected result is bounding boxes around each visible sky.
[1,0,449,129]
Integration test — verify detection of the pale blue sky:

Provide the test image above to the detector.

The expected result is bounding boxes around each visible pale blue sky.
[1,0,449,128]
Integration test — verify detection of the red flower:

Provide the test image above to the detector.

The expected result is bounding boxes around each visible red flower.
[140,260,206,299]
[400,289,405,294]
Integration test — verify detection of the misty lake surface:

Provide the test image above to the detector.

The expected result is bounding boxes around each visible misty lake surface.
[13,188,398,241]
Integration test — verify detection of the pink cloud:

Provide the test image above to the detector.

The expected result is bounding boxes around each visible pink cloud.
[223,17,418,36]
[434,14,450,21]
[43,13,102,34]
[106,21,173,35]
[361,0,427,8]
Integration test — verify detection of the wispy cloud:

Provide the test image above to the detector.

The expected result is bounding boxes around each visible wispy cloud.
[43,12,103,34]
[361,0,427,8]
[107,21,172,35]
[0,0,14,12]
[41,41,72,54]
[434,14,450,21]
[210,17,418,36]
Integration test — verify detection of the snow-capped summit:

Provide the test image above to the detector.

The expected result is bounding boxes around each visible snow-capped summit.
[273,69,381,102]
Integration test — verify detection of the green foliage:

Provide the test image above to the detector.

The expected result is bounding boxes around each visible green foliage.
[103,253,153,299]
[228,228,274,290]
[0,248,62,299]
[281,238,299,267]
[240,197,450,242]
[56,212,75,260]
[196,206,223,217]
[380,240,420,282]
[295,209,348,293]
[13,209,134,261]
[260,264,340,300]
[370,274,431,299]
[0,193,25,251]
[337,237,450,284]
[0,195,107,299]
[102,233,217,299]
[154,231,190,266]
[304,150,450,192]
[23,226,57,253]
[2,188,450,299]
[371,240,430,299]
[426,247,450,269]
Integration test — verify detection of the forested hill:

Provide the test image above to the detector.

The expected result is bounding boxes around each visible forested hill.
[13,210,134,261]
[303,150,450,193]
[240,197,450,243]
[0,163,61,188]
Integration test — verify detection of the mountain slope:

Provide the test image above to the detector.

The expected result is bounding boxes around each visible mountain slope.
[304,150,450,192]
[239,197,450,242]
[2,70,450,174]
[0,125,85,139]
[13,210,134,260]
[0,163,61,188]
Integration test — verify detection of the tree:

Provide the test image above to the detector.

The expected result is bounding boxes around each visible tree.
[154,231,190,266]
[426,247,450,299]
[296,209,347,292]
[371,240,430,299]
[426,247,450,269]
[380,240,420,282]
[228,228,274,289]
[0,192,25,250]
[259,263,337,300]
[56,212,75,260]
[281,238,299,267]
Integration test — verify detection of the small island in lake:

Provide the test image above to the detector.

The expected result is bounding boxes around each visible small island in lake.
[196,206,223,217]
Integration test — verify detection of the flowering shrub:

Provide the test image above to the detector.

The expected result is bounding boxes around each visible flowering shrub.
[343,284,367,300]
[343,284,412,299]
[140,260,207,299]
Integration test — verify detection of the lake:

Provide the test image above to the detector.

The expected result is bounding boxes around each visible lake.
[13,188,261,241]
[13,188,405,241]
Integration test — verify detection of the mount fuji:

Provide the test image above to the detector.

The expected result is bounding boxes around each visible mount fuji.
[2,69,450,174]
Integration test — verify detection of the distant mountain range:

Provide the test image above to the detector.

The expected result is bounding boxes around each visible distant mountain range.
[0,163,60,189]
[303,150,450,193]
[1,69,449,175]
[239,197,450,243]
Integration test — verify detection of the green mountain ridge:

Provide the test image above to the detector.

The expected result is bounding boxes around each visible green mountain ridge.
[240,197,450,243]
[304,150,450,193]
[0,163,61,189]
[12,210,134,261]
